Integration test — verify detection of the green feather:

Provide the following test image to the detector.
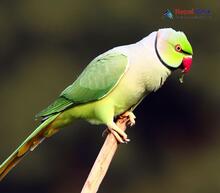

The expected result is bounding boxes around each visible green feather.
[36,52,128,117]
[0,114,60,180]
[36,97,72,117]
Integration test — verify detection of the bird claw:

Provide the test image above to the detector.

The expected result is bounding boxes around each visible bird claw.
[104,122,131,144]
[109,128,130,143]
[102,113,135,144]
[120,111,136,127]
[102,129,109,138]
[102,128,130,143]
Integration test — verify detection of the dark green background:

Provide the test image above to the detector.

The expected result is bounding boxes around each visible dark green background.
[0,1,219,193]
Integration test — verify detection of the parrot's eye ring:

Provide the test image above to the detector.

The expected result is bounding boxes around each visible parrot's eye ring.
[175,44,182,52]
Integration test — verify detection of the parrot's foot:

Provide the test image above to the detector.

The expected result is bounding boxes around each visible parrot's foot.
[120,111,136,127]
[107,122,130,143]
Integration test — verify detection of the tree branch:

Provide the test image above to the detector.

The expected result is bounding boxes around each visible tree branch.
[80,117,129,193]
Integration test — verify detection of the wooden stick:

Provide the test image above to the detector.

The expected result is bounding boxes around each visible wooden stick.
[81,117,129,193]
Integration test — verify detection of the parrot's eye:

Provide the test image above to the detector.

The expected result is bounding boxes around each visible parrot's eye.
[175,44,182,52]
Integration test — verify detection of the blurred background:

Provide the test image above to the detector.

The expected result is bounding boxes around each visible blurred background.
[0,1,219,193]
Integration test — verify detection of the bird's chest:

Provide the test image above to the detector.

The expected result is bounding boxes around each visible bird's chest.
[109,68,160,116]
[106,47,170,116]
[111,64,169,116]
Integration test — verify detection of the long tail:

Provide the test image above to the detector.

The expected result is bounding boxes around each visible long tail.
[0,114,60,181]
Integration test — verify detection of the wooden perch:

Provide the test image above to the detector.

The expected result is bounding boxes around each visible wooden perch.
[81,117,129,193]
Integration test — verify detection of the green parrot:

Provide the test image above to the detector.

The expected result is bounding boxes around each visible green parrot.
[0,28,193,180]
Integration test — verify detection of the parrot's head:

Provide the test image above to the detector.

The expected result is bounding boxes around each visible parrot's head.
[155,28,193,82]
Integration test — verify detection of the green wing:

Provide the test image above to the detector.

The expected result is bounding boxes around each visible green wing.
[36,52,128,117]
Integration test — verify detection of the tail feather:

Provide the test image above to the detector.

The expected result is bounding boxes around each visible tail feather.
[0,114,60,181]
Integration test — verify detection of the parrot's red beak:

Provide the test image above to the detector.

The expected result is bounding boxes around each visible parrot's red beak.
[181,56,192,73]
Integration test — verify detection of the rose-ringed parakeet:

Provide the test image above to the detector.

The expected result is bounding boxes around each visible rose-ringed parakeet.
[0,28,193,180]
